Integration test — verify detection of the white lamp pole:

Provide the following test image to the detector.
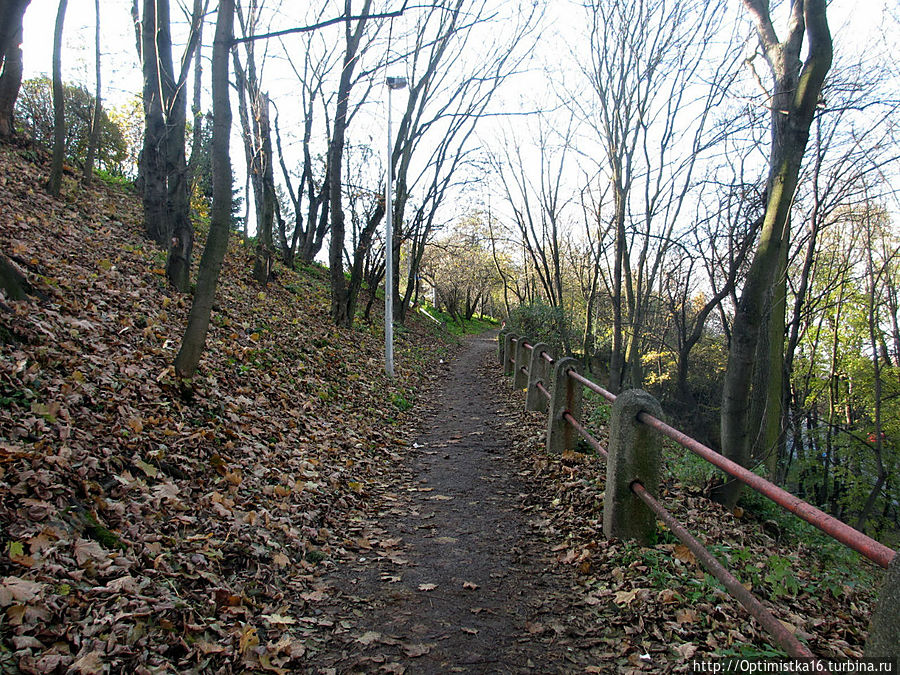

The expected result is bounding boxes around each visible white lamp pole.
[385,76,407,378]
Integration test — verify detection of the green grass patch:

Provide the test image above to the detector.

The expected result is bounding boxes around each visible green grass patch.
[422,303,499,335]
[94,168,135,191]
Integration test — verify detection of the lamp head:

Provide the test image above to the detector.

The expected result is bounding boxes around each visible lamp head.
[386,76,408,90]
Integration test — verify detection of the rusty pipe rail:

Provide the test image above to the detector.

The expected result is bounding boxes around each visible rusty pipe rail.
[500,332,893,659]
[562,411,608,459]
[502,335,895,567]
[631,481,821,663]
[565,360,891,567]
[636,412,896,569]
[568,369,617,403]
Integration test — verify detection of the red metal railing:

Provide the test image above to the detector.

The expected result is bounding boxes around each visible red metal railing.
[501,333,896,660]
[568,369,616,403]
[631,481,820,662]
[563,411,608,458]
[636,412,896,569]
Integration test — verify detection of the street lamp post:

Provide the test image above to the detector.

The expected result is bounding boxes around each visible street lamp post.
[385,75,407,378]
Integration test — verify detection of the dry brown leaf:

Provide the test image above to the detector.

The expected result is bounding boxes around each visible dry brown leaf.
[70,650,105,675]
[673,544,697,566]
[402,643,430,657]
[676,608,699,624]
[356,631,381,646]
[613,589,638,606]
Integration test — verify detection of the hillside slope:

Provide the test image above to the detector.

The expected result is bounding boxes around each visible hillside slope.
[0,146,452,674]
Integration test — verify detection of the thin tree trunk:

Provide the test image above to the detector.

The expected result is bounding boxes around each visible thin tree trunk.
[140,0,168,246]
[609,186,626,393]
[161,0,197,292]
[186,0,204,192]
[174,0,233,384]
[0,0,30,140]
[252,93,275,285]
[856,214,888,531]
[328,0,371,327]
[81,0,101,187]
[46,0,67,198]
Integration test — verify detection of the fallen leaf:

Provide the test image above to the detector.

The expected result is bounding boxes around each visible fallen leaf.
[74,539,107,567]
[676,608,699,624]
[196,641,228,655]
[675,643,697,659]
[238,625,260,654]
[0,576,43,606]
[462,581,479,590]
[613,589,638,606]
[357,631,381,646]
[136,458,157,477]
[657,589,681,604]
[402,643,430,657]
[673,544,697,566]
[70,650,105,674]
[417,583,437,591]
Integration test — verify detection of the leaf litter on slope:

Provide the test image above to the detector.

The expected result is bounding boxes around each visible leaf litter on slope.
[0,145,456,674]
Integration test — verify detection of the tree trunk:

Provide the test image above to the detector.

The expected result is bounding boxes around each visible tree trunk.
[174,0,233,384]
[185,0,203,192]
[161,0,195,293]
[0,252,30,300]
[856,213,888,532]
[251,93,275,285]
[140,0,169,246]
[609,185,626,393]
[328,0,371,327]
[164,92,193,292]
[81,0,101,187]
[716,0,832,507]
[46,0,67,198]
[138,0,200,291]
[0,0,29,140]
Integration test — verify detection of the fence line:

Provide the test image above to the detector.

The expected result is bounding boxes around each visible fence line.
[497,330,898,660]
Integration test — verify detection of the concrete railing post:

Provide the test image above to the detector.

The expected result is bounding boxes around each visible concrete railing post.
[503,333,518,377]
[865,553,900,658]
[497,329,508,364]
[525,343,552,413]
[513,336,531,389]
[603,389,663,545]
[546,357,582,455]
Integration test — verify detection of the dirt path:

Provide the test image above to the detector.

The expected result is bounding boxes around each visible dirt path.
[310,333,595,673]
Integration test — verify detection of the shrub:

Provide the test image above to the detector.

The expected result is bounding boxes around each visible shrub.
[508,302,570,353]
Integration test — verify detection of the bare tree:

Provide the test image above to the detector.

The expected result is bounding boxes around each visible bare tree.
[271,15,339,266]
[133,0,204,292]
[0,0,30,140]
[491,116,574,352]
[233,0,278,284]
[573,0,737,392]
[81,0,101,187]
[390,0,542,324]
[717,0,833,506]
[46,0,67,197]
[175,0,234,385]
[328,0,377,327]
